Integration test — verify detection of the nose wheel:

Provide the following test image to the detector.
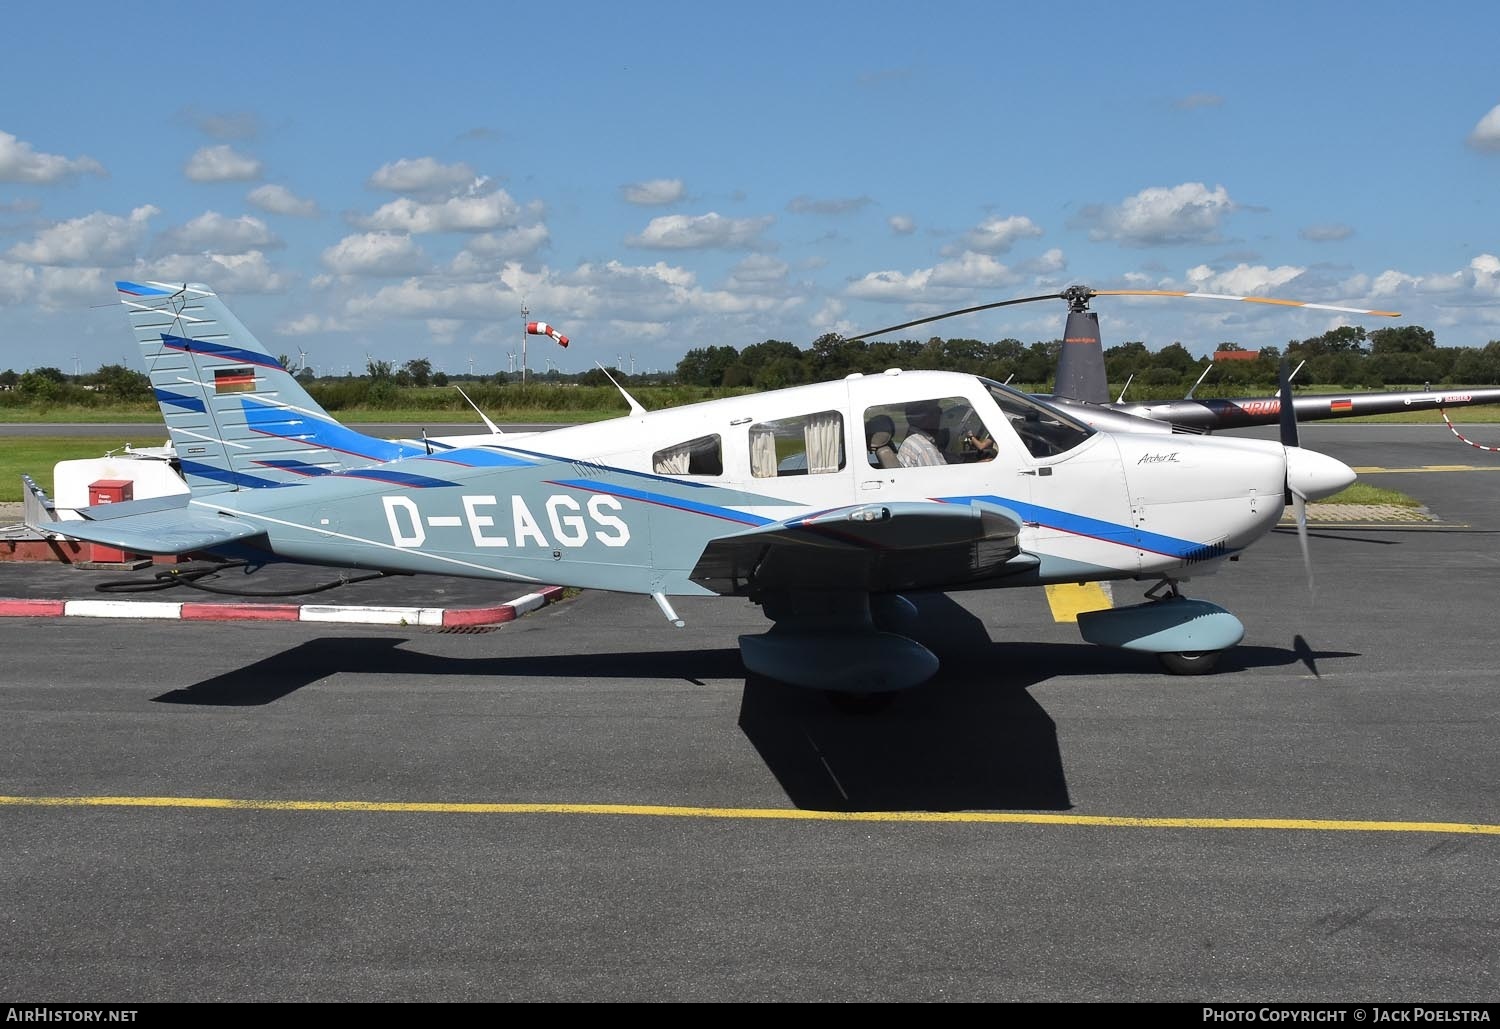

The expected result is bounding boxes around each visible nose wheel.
[1146,577,1224,675]
[1157,650,1222,675]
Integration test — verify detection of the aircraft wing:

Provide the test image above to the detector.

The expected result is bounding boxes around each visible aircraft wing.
[22,476,266,556]
[689,499,1032,596]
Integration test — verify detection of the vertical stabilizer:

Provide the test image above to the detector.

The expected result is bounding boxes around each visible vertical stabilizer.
[117,281,424,494]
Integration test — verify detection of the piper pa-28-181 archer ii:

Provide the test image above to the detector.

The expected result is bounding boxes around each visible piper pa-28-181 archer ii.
[24,281,1358,694]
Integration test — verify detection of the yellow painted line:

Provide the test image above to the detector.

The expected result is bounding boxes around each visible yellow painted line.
[1354,465,1500,473]
[1,795,1496,836]
[1044,582,1113,623]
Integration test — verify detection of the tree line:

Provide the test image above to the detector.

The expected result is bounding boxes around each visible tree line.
[6,322,1500,412]
[675,324,1500,397]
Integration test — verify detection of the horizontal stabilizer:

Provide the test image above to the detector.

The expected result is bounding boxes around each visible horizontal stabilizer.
[690,500,1025,595]
[23,477,265,556]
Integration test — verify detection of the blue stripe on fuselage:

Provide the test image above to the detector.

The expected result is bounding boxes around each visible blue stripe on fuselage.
[179,460,294,490]
[941,493,1227,560]
[421,447,535,468]
[330,468,458,489]
[239,401,426,463]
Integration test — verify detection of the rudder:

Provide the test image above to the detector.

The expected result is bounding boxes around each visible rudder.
[117,281,423,494]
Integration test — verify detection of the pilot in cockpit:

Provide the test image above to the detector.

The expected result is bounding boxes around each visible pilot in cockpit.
[897,400,996,467]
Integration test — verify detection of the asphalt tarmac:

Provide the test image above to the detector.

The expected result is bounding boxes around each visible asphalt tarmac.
[1,424,1498,1002]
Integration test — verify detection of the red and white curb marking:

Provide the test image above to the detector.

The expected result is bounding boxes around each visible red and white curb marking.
[0,585,567,627]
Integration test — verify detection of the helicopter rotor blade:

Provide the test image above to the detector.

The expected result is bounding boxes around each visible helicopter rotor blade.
[1089,289,1400,318]
[843,284,1399,345]
[845,291,1064,341]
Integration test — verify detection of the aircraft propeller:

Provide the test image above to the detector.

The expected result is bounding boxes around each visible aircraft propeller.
[1279,359,1316,597]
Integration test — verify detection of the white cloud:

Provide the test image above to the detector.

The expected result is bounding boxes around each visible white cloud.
[725,254,789,290]
[367,157,479,196]
[344,278,516,322]
[158,212,280,255]
[6,205,159,266]
[184,145,263,183]
[247,184,318,218]
[321,232,427,276]
[1466,104,1500,153]
[1358,254,1500,301]
[621,179,685,205]
[426,318,463,344]
[845,252,1020,303]
[845,267,934,301]
[0,262,112,310]
[134,251,290,293]
[562,259,699,294]
[278,312,348,336]
[338,257,793,340]
[888,215,915,235]
[1186,263,1305,297]
[0,131,105,184]
[1470,254,1500,296]
[1078,183,1235,247]
[812,297,846,325]
[1020,247,1067,276]
[451,225,551,266]
[958,215,1043,254]
[927,252,1020,289]
[356,190,528,233]
[1354,269,1423,297]
[625,212,774,250]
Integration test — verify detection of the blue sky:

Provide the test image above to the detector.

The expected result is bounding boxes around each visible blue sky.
[1,0,1497,379]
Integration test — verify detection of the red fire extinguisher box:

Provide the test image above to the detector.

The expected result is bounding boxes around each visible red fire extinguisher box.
[87,479,134,563]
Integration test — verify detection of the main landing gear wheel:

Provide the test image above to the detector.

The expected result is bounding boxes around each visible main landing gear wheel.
[1157,650,1222,676]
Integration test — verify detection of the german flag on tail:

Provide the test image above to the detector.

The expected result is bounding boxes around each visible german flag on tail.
[214,367,257,394]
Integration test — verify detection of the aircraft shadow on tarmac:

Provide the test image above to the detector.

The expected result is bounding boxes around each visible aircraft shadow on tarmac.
[149,594,1357,814]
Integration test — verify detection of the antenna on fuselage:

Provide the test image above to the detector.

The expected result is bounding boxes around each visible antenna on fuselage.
[596,361,646,416]
[455,385,503,436]
[1184,363,1214,400]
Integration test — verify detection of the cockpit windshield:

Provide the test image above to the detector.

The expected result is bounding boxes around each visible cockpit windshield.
[981,378,1095,458]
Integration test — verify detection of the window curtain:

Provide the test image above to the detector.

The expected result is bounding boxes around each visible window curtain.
[750,426,778,478]
[653,445,692,475]
[805,413,841,474]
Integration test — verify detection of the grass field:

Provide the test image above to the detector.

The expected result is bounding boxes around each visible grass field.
[0,437,158,503]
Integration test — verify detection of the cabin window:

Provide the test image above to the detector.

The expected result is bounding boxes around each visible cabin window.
[863,397,999,467]
[653,434,723,476]
[748,411,845,478]
[983,381,1094,458]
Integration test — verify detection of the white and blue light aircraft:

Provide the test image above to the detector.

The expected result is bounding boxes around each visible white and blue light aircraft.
[24,281,1357,693]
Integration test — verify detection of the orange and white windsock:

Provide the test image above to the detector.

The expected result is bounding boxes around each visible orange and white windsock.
[527,321,570,348]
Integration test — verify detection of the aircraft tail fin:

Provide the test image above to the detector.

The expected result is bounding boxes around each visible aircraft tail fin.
[117,281,424,495]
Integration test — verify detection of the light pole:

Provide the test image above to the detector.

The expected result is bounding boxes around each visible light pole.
[521,303,529,385]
